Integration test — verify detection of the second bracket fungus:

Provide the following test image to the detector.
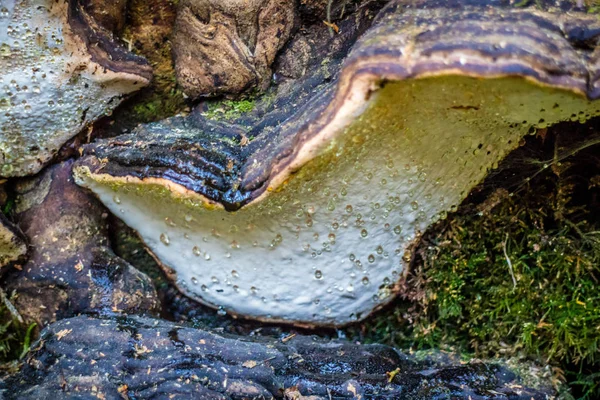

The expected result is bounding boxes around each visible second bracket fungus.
[0,0,151,177]
[75,1,600,326]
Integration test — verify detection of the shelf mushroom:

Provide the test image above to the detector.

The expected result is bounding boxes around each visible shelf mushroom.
[75,0,600,326]
[0,0,151,177]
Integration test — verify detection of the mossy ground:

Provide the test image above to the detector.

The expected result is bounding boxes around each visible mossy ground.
[346,119,600,399]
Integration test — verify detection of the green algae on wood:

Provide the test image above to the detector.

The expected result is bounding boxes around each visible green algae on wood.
[75,0,600,326]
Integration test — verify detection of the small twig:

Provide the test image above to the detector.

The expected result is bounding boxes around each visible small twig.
[326,0,334,38]
[503,233,517,289]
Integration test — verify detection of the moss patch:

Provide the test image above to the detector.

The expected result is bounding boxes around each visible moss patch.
[201,98,257,121]
[347,119,600,399]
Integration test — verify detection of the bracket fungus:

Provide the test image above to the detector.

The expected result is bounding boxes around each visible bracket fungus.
[0,0,151,177]
[75,0,600,326]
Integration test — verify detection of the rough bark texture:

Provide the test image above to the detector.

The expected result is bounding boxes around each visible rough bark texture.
[2,315,554,399]
[1,161,159,330]
[173,0,296,98]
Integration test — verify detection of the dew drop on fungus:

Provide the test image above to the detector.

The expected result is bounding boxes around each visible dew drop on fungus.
[314,270,323,280]
[191,277,198,285]
[160,233,170,245]
[362,277,369,285]
[231,270,239,278]
[192,246,201,256]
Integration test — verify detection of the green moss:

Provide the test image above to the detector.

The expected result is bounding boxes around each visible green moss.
[348,124,600,399]
[201,98,257,121]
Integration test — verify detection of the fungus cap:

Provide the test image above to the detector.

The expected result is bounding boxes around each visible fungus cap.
[75,0,600,326]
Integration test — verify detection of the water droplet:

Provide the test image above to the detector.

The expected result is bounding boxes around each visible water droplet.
[376,245,384,255]
[327,200,336,211]
[231,270,239,278]
[362,277,369,285]
[201,285,208,292]
[164,217,176,227]
[160,233,170,245]
[192,246,201,256]
[346,284,354,292]
[205,253,211,260]
[328,233,336,243]
[410,201,419,211]
[314,270,323,280]
[211,276,219,283]
[185,214,193,222]
[383,277,391,285]
[393,226,402,235]
[217,307,227,316]
[349,254,356,261]
[191,277,198,285]
[368,254,375,263]
[113,195,121,204]
[345,205,353,213]
[250,286,257,294]
[360,229,368,238]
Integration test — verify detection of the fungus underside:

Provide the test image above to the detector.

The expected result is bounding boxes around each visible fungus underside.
[75,75,600,325]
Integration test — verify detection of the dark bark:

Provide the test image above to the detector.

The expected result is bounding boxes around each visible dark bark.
[1,161,159,330]
[2,315,554,399]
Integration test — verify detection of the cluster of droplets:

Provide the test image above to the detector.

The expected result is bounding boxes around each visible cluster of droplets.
[0,1,138,176]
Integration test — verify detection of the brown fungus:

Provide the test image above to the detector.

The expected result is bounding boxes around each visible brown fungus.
[173,0,296,98]
[75,0,600,326]
[0,0,152,178]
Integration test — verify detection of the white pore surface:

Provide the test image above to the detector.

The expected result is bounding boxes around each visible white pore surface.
[0,0,143,177]
[77,76,600,326]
